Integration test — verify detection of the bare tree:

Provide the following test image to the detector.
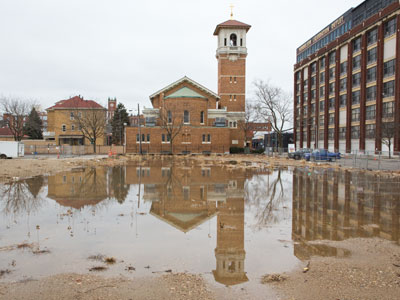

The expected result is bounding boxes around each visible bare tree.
[238,102,258,148]
[381,122,398,158]
[0,97,34,141]
[74,103,107,153]
[253,80,292,149]
[159,106,184,154]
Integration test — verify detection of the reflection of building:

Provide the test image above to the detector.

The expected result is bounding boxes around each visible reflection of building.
[126,162,251,285]
[292,168,400,259]
[47,168,109,209]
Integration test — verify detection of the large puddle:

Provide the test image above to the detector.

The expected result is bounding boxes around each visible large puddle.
[0,158,399,289]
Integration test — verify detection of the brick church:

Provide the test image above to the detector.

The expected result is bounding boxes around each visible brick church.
[126,17,251,154]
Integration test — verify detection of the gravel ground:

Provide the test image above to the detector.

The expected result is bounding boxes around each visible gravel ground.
[268,238,400,300]
[0,273,215,300]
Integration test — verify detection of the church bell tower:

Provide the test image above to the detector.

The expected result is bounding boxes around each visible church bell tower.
[214,12,251,112]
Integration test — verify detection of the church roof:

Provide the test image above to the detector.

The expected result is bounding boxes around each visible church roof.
[149,76,219,101]
[164,87,207,99]
[213,19,251,35]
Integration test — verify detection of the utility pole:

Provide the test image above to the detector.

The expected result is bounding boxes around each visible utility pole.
[138,103,142,155]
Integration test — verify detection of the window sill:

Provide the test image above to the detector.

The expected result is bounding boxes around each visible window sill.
[161,142,171,144]
[202,142,211,144]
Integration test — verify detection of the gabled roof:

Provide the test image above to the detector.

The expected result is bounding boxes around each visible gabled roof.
[164,87,207,99]
[213,19,251,35]
[47,96,105,111]
[149,76,219,101]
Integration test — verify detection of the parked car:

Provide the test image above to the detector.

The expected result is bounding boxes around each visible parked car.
[288,148,312,160]
[304,149,341,162]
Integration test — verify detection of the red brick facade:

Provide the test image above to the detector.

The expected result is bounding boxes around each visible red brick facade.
[125,18,251,154]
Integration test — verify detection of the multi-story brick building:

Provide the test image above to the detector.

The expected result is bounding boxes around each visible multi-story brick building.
[294,0,400,153]
[125,17,251,154]
[45,95,107,146]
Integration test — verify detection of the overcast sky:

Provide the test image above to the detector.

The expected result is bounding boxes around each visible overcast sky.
[0,0,363,111]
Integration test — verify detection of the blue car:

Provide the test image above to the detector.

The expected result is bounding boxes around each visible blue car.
[304,149,341,162]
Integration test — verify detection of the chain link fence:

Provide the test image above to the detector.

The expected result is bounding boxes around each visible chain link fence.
[24,144,124,157]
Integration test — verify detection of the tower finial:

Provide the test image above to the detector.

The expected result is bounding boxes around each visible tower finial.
[230,4,234,20]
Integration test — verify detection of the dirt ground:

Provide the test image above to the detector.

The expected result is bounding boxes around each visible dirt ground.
[267,238,400,300]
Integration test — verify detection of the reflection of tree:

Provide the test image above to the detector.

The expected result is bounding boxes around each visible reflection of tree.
[245,170,288,230]
[110,166,130,204]
[0,179,44,216]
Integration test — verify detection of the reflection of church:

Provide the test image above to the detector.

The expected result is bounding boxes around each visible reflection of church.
[126,161,249,286]
[292,168,400,260]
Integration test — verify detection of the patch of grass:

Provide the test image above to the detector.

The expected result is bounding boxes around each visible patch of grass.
[0,269,11,278]
[104,257,116,264]
[89,266,108,272]
[88,254,104,261]
[32,249,51,255]
[17,243,33,249]
[261,273,287,284]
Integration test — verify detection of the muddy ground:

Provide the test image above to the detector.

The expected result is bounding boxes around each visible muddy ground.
[1,153,399,184]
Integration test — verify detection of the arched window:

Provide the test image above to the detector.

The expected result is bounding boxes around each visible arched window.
[230,33,237,46]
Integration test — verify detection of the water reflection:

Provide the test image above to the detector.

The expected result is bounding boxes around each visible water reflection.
[292,168,400,260]
[126,162,258,285]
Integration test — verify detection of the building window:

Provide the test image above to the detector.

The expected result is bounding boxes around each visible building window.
[234,76,237,83]
[319,115,325,127]
[310,103,315,114]
[320,86,325,98]
[329,113,335,125]
[339,127,346,140]
[311,62,317,74]
[366,105,376,120]
[224,38,227,46]
[230,76,232,83]
[352,108,360,122]
[353,37,361,52]
[352,72,361,87]
[328,128,334,139]
[366,86,377,102]
[311,90,316,100]
[319,130,324,141]
[303,105,308,116]
[367,28,377,45]
[340,61,348,75]
[383,59,396,78]
[200,111,204,124]
[304,92,308,101]
[136,134,140,142]
[304,79,308,88]
[319,100,325,111]
[383,101,394,118]
[141,134,145,142]
[311,76,316,87]
[296,83,300,93]
[329,52,336,65]
[366,67,377,83]
[329,67,335,80]
[207,134,211,142]
[329,98,335,110]
[202,134,211,143]
[62,124,66,132]
[230,33,237,46]
[71,124,75,131]
[383,80,395,98]
[351,126,360,139]
[367,47,377,64]
[320,57,326,69]
[183,110,190,123]
[147,134,150,142]
[329,83,335,95]
[320,71,325,83]
[167,110,172,123]
[70,112,74,120]
[352,90,360,105]
[384,18,397,37]
[353,55,361,69]
[340,94,347,107]
[340,78,347,91]
[366,124,376,139]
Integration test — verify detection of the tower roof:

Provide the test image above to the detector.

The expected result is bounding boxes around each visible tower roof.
[213,19,251,35]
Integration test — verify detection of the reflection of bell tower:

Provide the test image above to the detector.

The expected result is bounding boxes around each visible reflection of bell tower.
[213,196,248,286]
[214,12,251,112]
